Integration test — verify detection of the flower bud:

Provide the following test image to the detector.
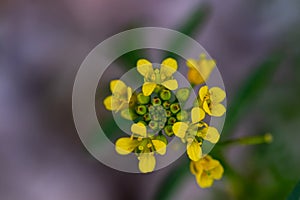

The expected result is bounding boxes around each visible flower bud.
[163,101,171,109]
[149,121,158,130]
[137,93,150,104]
[167,117,177,125]
[152,97,162,106]
[136,105,147,115]
[160,89,171,101]
[166,110,172,117]
[176,88,190,102]
[164,125,174,136]
[143,113,151,122]
[170,103,180,114]
[154,85,164,93]
[158,122,165,130]
[176,110,188,121]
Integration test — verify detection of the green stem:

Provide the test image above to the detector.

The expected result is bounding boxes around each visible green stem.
[218,133,273,147]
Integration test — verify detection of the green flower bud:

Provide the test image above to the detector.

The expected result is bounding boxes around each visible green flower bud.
[163,101,171,109]
[164,125,174,136]
[137,93,150,104]
[121,108,137,120]
[154,85,164,94]
[151,114,159,121]
[158,122,165,129]
[176,88,190,102]
[166,110,172,117]
[135,105,147,115]
[170,103,180,114]
[148,105,155,112]
[160,89,171,101]
[143,113,151,122]
[149,121,158,130]
[176,110,188,121]
[167,117,177,125]
[152,97,162,106]
[155,134,168,145]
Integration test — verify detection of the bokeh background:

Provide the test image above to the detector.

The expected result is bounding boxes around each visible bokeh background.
[1,0,300,199]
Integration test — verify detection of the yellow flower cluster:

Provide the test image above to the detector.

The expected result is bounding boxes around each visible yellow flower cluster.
[103,54,226,189]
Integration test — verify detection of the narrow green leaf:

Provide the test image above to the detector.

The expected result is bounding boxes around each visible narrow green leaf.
[287,180,300,200]
[222,52,283,136]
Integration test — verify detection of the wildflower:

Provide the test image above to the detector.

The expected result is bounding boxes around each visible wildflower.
[186,54,215,85]
[137,58,178,96]
[190,155,224,188]
[172,107,220,161]
[103,80,133,112]
[115,122,166,173]
[199,85,226,117]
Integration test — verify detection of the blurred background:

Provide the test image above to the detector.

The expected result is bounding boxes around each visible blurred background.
[1,0,300,199]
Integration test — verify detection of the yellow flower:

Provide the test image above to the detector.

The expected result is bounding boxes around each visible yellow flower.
[186,54,215,85]
[172,107,220,161]
[199,86,226,117]
[190,155,224,188]
[137,58,179,96]
[103,80,133,112]
[115,122,166,173]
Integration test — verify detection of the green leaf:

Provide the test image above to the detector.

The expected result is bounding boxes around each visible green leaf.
[222,52,283,136]
[287,180,300,200]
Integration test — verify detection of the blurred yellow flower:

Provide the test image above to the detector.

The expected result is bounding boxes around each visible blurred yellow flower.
[199,86,226,117]
[115,122,166,173]
[137,58,178,96]
[172,107,220,161]
[103,80,133,112]
[190,155,224,188]
[186,54,215,85]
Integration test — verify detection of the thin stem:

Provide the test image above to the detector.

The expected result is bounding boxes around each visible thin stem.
[218,133,273,147]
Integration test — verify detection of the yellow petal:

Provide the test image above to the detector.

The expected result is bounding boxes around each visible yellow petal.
[161,58,178,77]
[204,127,220,143]
[137,59,153,77]
[110,80,127,94]
[196,173,214,188]
[198,58,215,81]
[210,103,226,117]
[172,122,189,139]
[187,68,205,85]
[211,163,224,180]
[191,107,205,123]
[142,82,156,96]
[187,141,202,161]
[190,160,203,175]
[186,59,197,68]
[138,153,156,173]
[209,87,226,103]
[131,122,147,137]
[152,140,167,155]
[202,101,212,115]
[103,96,119,111]
[161,79,178,90]
[127,87,132,102]
[115,137,140,155]
[199,86,208,101]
